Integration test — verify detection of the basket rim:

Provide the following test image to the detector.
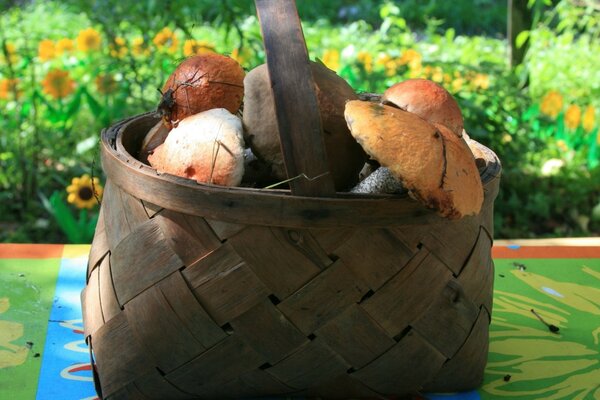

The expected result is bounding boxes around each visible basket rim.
[99,112,501,229]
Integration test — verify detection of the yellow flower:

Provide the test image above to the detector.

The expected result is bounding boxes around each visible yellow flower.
[356,51,373,73]
[0,78,19,100]
[183,39,215,57]
[398,49,422,70]
[431,66,444,83]
[109,37,127,58]
[77,28,102,53]
[66,174,103,209]
[376,53,397,77]
[153,27,179,53]
[321,49,340,72]
[2,42,18,64]
[564,104,581,130]
[230,46,251,66]
[451,77,464,92]
[95,74,117,95]
[472,73,490,90]
[56,38,74,55]
[582,105,596,133]
[131,37,148,56]
[540,90,563,119]
[38,39,56,61]
[556,139,569,152]
[41,69,75,99]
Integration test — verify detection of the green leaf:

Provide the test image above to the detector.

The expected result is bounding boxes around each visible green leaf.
[65,88,83,118]
[83,87,104,117]
[44,191,82,243]
[515,30,530,49]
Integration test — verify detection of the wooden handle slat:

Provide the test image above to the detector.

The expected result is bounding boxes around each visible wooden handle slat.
[255,0,336,197]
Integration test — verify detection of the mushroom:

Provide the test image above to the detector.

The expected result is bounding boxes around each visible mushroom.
[350,167,406,195]
[148,108,245,187]
[158,53,245,128]
[138,120,170,164]
[344,100,483,218]
[242,61,367,191]
[382,78,464,138]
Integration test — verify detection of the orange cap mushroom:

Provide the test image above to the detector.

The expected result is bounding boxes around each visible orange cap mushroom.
[345,100,483,218]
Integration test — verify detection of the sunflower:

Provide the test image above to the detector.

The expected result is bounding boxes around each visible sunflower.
[322,49,340,72]
[66,174,103,209]
[356,51,373,73]
[95,73,117,95]
[582,105,596,133]
[153,27,179,53]
[540,90,563,119]
[41,69,75,99]
[0,78,19,100]
[56,38,74,55]
[564,104,581,130]
[38,39,56,62]
[183,39,215,57]
[109,37,127,58]
[77,28,102,53]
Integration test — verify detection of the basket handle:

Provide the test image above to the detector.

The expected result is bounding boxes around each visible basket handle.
[255,0,336,197]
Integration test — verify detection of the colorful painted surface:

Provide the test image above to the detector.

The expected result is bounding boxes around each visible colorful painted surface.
[0,243,598,399]
[0,245,61,400]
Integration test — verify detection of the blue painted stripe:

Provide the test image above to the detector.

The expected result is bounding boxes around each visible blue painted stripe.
[35,254,97,400]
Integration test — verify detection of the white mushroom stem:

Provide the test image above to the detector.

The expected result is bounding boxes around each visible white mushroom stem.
[350,167,406,194]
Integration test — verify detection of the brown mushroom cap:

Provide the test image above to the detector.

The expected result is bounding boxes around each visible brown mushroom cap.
[344,100,482,218]
[382,78,464,138]
[242,61,367,191]
[161,53,245,127]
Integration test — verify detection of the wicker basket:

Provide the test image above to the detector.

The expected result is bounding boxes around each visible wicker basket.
[81,1,501,399]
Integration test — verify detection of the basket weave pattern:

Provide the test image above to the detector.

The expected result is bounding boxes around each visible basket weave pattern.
[83,116,499,398]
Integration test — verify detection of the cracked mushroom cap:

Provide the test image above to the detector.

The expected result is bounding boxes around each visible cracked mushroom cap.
[382,78,464,138]
[344,100,483,218]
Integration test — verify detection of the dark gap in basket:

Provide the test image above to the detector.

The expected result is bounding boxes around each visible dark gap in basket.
[156,367,166,376]
[346,367,356,374]
[358,289,375,304]
[268,294,281,305]
[307,333,316,341]
[393,326,412,342]
[417,242,424,250]
[259,362,272,370]
[328,253,339,262]
[221,323,234,335]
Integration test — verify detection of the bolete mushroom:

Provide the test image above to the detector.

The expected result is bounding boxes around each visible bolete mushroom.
[158,53,245,128]
[382,78,464,138]
[242,61,367,191]
[344,100,483,218]
[148,108,245,187]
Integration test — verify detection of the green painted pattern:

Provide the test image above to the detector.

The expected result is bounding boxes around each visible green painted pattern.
[0,258,60,400]
[482,258,600,400]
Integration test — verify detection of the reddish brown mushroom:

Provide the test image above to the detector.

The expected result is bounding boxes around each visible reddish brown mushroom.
[382,78,464,138]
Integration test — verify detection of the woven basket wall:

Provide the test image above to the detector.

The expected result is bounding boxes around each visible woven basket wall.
[81,2,501,398]
[82,112,501,400]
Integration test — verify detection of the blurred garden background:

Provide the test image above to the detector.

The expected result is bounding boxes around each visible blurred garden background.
[0,0,599,243]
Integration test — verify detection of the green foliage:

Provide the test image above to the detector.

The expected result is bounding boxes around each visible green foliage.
[0,0,598,242]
